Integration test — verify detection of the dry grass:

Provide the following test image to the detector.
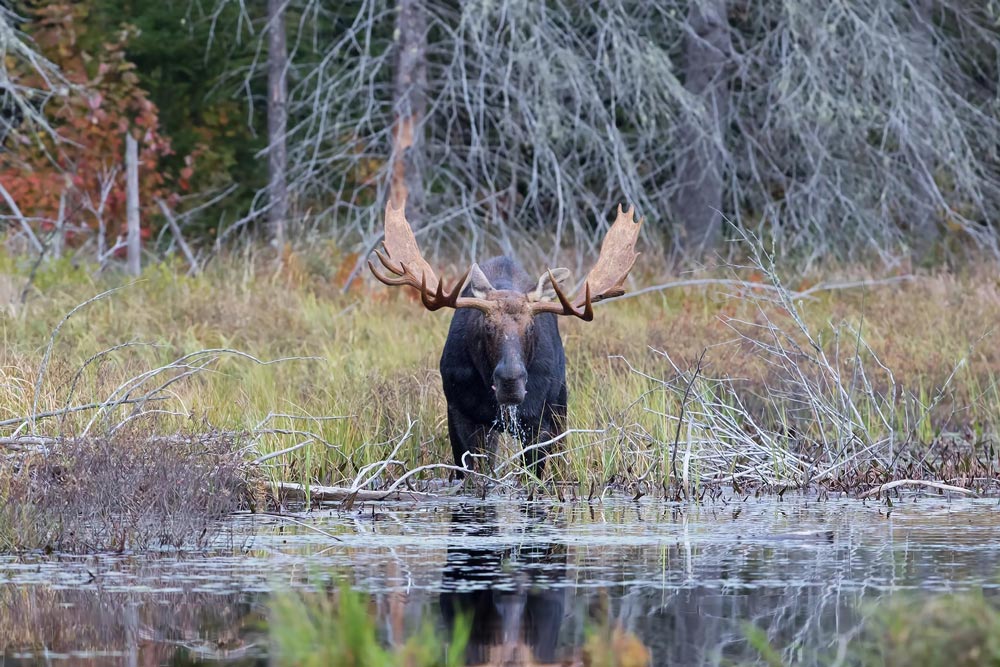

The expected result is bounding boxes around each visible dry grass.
[0,246,997,515]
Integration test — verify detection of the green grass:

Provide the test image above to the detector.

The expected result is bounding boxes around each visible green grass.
[745,591,1000,667]
[267,582,652,667]
[0,247,998,499]
[272,586,1000,667]
[268,584,469,667]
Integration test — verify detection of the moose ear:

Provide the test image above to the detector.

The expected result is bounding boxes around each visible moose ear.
[528,268,572,302]
[466,263,495,299]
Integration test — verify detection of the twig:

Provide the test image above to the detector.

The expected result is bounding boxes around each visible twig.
[349,418,416,490]
[30,283,138,435]
[493,428,605,475]
[671,350,706,493]
[0,181,44,253]
[257,511,344,541]
[378,461,507,496]
[254,439,314,464]
[605,275,917,305]
[0,397,170,430]
[60,341,162,428]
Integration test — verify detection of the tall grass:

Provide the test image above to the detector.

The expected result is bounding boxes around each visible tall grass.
[267,583,652,667]
[0,244,998,505]
[269,584,469,667]
[620,237,1000,495]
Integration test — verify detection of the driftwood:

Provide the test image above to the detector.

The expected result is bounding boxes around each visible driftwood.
[273,481,433,503]
[858,479,978,499]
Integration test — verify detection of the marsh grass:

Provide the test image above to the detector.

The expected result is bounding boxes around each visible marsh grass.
[745,591,1000,667]
[267,583,652,667]
[862,592,1000,667]
[268,584,469,667]
[0,246,998,512]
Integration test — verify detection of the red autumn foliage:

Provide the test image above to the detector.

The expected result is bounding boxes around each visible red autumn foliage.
[0,3,188,252]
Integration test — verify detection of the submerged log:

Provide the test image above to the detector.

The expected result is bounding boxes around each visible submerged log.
[272,481,432,503]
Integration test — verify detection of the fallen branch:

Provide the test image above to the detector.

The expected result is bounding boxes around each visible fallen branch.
[273,481,431,503]
[858,479,979,499]
[257,512,343,541]
[606,275,917,304]
[0,435,59,447]
[157,198,201,275]
[0,396,170,430]
[0,431,243,455]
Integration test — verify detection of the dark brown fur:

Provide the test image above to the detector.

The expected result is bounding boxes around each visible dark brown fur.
[439,257,567,475]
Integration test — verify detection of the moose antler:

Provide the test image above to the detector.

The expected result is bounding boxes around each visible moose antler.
[368,200,494,312]
[530,204,643,321]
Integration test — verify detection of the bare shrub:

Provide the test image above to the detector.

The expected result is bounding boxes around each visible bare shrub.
[630,230,990,495]
[1,427,253,553]
[0,5,68,145]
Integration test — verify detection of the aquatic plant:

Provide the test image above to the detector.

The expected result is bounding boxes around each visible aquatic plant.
[583,624,653,667]
[864,592,1000,667]
[267,582,657,667]
[745,590,1000,667]
[268,584,468,667]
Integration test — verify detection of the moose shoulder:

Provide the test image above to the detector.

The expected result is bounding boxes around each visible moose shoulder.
[369,199,642,477]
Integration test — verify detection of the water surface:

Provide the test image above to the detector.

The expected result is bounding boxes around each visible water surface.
[1,493,998,665]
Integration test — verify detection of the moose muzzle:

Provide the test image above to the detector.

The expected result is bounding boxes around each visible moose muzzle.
[492,357,528,406]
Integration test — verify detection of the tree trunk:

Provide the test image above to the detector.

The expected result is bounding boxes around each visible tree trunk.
[906,0,942,260]
[390,0,427,212]
[267,0,288,250]
[125,133,141,276]
[52,190,65,260]
[672,0,731,256]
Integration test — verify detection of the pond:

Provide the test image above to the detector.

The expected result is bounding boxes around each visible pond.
[1,493,998,666]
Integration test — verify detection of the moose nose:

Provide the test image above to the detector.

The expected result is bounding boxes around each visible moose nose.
[492,361,527,405]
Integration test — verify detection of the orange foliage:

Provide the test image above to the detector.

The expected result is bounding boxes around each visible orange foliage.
[0,4,187,250]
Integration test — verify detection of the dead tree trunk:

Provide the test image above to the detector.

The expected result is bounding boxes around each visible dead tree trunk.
[52,190,65,260]
[125,133,141,276]
[672,0,731,256]
[906,0,942,259]
[390,0,427,212]
[267,0,288,250]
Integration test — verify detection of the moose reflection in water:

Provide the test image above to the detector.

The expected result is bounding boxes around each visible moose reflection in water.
[7,499,1000,666]
[439,504,570,666]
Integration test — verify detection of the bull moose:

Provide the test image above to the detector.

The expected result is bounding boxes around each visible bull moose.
[369,198,642,477]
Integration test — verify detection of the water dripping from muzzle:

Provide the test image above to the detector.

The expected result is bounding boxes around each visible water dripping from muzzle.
[499,404,525,440]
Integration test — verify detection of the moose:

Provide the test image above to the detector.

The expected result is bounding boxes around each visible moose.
[369,198,642,477]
